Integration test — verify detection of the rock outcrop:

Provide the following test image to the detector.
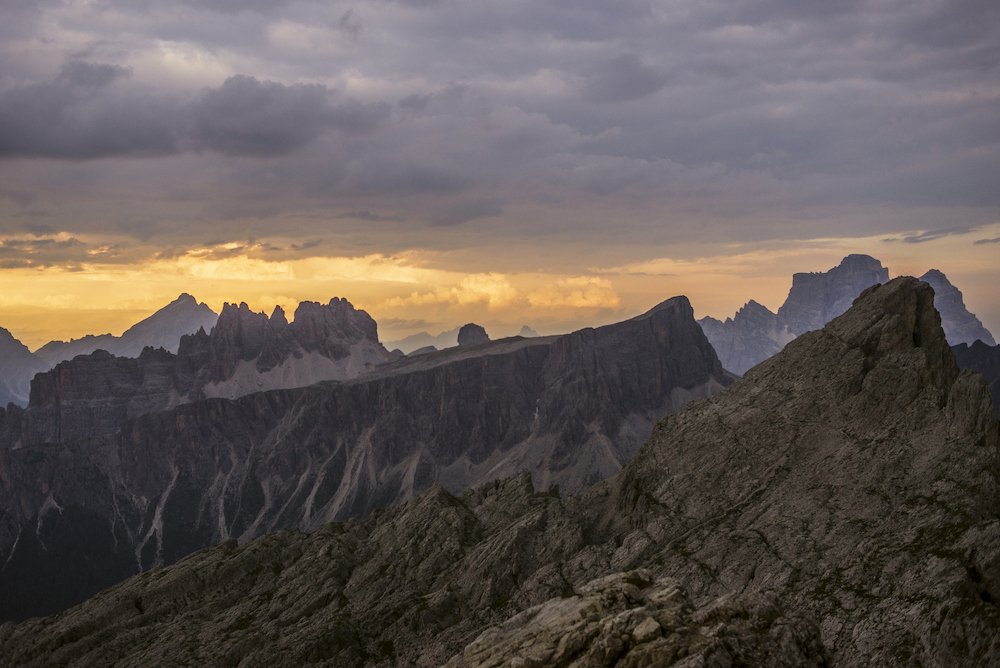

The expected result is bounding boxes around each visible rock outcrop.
[0,296,730,621]
[457,323,489,347]
[0,327,46,407]
[1,277,996,666]
[35,293,218,365]
[920,269,996,346]
[954,339,1000,416]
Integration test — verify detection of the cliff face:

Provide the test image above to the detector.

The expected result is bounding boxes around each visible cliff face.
[0,295,730,621]
[953,339,1000,416]
[2,278,994,666]
[698,300,794,375]
[776,253,890,335]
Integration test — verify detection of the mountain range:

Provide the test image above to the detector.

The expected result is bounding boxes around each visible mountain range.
[0,294,219,408]
[0,296,729,621]
[2,277,996,665]
[700,254,995,375]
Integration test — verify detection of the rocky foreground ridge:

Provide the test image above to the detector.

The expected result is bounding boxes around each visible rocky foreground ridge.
[2,277,996,666]
[0,296,728,621]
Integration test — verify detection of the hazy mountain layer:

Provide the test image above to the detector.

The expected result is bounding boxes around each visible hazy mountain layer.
[921,269,997,346]
[700,255,995,376]
[0,296,729,621]
[1,277,995,666]
[34,294,218,365]
[385,327,461,354]
[0,328,46,407]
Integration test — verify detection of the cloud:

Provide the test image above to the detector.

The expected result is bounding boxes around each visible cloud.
[583,54,669,102]
[527,277,620,309]
[385,273,517,308]
[884,226,980,244]
[974,236,1000,245]
[0,70,388,159]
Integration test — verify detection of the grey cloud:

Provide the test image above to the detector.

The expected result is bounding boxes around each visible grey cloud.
[190,75,388,157]
[583,54,669,102]
[337,211,405,222]
[974,236,1000,245]
[896,226,979,244]
[429,198,504,227]
[0,70,388,160]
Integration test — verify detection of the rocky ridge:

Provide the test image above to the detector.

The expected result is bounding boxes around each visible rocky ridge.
[0,295,729,621]
[1,277,996,665]
[19,297,395,444]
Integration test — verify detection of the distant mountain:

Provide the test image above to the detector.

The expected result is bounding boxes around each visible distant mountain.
[3,278,996,665]
[0,328,46,407]
[920,269,996,346]
[698,300,795,376]
[23,297,397,445]
[518,325,539,337]
[700,255,995,375]
[953,340,1000,416]
[457,322,489,346]
[384,327,460,354]
[35,294,218,365]
[0,295,730,621]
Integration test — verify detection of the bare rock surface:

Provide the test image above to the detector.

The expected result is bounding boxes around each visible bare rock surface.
[1,277,996,666]
[953,339,1000,416]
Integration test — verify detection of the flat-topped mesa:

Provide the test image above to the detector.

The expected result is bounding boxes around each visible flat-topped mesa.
[457,323,490,347]
[920,269,997,346]
[777,253,890,335]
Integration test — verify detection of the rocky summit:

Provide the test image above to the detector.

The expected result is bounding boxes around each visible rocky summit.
[2,277,996,666]
[0,295,729,621]
[457,323,490,347]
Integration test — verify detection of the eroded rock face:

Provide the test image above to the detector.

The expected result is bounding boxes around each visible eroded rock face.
[1,277,996,666]
[0,296,729,621]
[457,323,489,347]
[698,300,794,375]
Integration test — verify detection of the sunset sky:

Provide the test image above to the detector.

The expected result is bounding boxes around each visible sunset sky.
[1,0,998,349]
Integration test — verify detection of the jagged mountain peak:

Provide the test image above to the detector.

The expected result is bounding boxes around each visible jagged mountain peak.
[919,268,996,346]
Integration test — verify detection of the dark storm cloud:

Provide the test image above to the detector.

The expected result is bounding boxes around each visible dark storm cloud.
[0,0,997,247]
[190,75,388,156]
[0,70,387,159]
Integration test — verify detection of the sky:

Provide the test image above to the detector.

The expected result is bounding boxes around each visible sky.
[0,0,998,349]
